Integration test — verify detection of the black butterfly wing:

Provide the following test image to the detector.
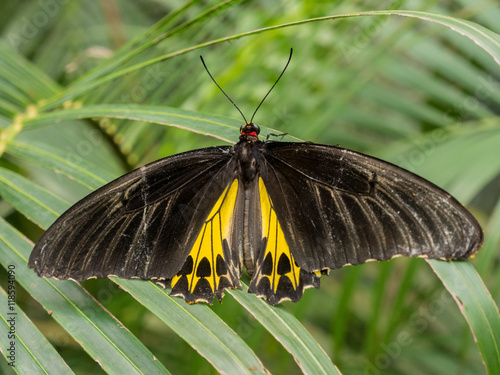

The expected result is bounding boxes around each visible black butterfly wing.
[259,142,483,273]
[29,146,242,302]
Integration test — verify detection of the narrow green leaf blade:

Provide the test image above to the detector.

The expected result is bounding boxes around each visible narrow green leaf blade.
[375,10,500,64]
[0,167,66,228]
[22,105,300,144]
[0,287,73,374]
[116,279,268,375]
[228,285,340,375]
[0,218,170,374]
[0,41,60,102]
[428,260,500,375]
[6,140,111,190]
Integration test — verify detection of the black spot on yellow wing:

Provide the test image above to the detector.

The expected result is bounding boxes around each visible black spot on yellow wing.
[248,178,319,305]
[170,179,241,303]
[277,253,292,275]
[196,257,211,277]
[216,254,228,276]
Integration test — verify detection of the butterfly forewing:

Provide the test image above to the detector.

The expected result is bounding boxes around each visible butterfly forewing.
[29,146,236,284]
[260,142,483,273]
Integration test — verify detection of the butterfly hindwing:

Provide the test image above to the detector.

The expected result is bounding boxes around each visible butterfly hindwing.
[170,179,242,303]
[260,142,483,273]
[248,178,320,305]
[28,146,237,289]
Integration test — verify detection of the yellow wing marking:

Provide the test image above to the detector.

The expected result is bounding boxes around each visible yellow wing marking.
[171,179,238,299]
[259,178,301,292]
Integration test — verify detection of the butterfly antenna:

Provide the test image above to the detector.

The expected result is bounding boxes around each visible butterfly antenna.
[250,48,293,123]
[200,56,248,124]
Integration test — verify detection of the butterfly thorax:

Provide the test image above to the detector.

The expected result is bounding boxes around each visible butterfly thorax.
[236,122,263,186]
[234,142,261,184]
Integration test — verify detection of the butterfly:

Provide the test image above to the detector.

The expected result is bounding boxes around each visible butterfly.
[29,50,483,305]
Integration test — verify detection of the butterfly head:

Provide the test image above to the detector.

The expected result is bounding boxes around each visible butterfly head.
[240,122,260,142]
